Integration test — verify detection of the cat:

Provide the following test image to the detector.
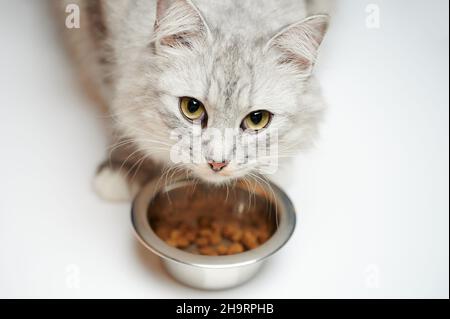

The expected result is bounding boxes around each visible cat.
[56,0,331,201]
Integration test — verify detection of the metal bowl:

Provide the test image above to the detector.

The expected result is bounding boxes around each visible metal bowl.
[131,178,296,290]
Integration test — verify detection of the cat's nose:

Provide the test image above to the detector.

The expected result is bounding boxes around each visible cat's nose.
[208,160,229,172]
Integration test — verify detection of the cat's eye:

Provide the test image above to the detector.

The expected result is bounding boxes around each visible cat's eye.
[180,97,206,122]
[242,110,272,131]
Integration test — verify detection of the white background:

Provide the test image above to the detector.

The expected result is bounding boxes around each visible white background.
[0,0,448,298]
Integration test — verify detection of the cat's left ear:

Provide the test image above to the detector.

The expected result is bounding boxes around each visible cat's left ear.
[266,15,329,75]
[154,0,210,49]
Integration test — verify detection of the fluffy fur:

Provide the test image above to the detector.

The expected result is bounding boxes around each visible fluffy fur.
[58,0,330,201]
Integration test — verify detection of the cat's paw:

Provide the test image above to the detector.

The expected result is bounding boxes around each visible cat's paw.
[93,166,140,202]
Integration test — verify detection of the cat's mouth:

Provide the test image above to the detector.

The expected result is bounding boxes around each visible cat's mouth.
[190,163,243,185]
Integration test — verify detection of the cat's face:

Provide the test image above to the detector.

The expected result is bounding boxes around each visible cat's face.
[113,0,328,184]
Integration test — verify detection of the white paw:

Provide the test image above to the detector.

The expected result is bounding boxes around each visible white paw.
[93,167,140,202]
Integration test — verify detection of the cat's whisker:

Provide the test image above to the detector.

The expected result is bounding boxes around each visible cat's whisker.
[153,164,178,205]
[153,165,169,198]
[225,182,230,202]
[126,154,147,183]
[107,139,136,166]
[106,137,172,163]
[168,164,185,184]
[114,150,139,173]
[118,147,149,174]
[107,139,136,158]
[249,172,279,228]
[122,149,167,182]
[241,176,253,209]
[122,134,174,148]
[110,122,173,147]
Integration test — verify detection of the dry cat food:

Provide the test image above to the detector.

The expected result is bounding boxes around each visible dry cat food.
[149,188,276,256]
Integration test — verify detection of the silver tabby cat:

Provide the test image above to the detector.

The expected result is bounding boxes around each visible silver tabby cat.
[57,0,330,201]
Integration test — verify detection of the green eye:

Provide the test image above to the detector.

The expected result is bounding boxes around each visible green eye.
[180,97,206,121]
[242,110,272,131]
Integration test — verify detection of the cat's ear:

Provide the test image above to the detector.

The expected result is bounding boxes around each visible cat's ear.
[266,15,329,74]
[154,0,210,49]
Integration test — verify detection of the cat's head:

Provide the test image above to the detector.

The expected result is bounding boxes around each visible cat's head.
[113,0,328,184]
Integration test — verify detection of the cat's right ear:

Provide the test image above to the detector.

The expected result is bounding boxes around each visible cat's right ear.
[265,15,329,75]
[153,0,210,49]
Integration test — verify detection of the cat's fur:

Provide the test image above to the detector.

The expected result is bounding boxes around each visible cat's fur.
[56,0,331,201]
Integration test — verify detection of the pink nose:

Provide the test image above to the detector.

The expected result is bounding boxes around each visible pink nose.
[208,161,229,172]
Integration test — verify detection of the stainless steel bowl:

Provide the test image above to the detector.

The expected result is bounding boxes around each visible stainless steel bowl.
[131,178,296,290]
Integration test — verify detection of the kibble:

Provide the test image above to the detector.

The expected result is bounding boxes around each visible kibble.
[184,231,196,242]
[230,229,243,242]
[216,244,229,256]
[228,243,245,255]
[199,229,213,238]
[209,233,222,245]
[171,230,183,240]
[242,230,259,250]
[199,246,219,256]
[151,195,275,256]
[195,237,209,247]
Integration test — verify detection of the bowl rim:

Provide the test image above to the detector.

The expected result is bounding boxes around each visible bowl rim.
[131,177,296,269]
